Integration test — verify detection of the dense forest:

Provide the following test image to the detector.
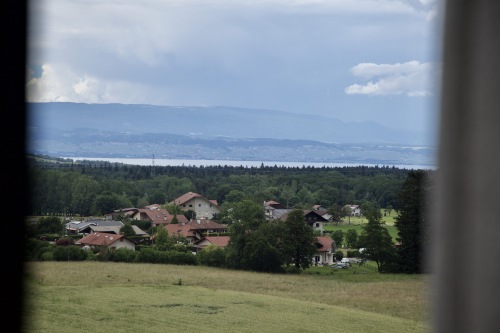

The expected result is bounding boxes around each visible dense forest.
[27,154,424,217]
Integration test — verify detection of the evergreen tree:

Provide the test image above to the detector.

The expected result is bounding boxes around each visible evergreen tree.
[394,170,430,273]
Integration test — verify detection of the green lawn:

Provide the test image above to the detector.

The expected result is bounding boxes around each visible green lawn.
[323,209,399,244]
[23,262,430,333]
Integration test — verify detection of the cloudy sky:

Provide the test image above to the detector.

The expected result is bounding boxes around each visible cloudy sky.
[26,0,443,137]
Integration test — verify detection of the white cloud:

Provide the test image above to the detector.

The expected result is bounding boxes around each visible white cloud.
[344,60,435,97]
[26,63,168,104]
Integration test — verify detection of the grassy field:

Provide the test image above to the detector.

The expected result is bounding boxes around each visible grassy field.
[324,209,399,244]
[22,262,430,333]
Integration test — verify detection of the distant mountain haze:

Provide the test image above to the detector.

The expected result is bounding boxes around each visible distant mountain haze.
[27,102,432,145]
[26,102,436,166]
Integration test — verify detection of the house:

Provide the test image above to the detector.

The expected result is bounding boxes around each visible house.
[65,219,124,235]
[279,210,327,234]
[162,219,227,244]
[313,236,336,265]
[164,224,204,244]
[193,236,231,253]
[172,192,220,219]
[104,207,138,220]
[131,205,189,226]
[345,204,361,216]
[182,218,228,234]
[264,200,291,220]
[89,225,149,237]
[75,232,136,251]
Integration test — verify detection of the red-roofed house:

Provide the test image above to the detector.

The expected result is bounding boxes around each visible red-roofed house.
[75,233,136,251]
[164,224,204,244]
[131,205,188,226]
[313,236,336,265]
[172,192,220,219]
[183,218,228,234]
[194,236,231,252]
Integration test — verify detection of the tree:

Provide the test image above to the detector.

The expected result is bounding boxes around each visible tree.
[183,209,196,221]
[153,225,174,251]
[70,175,101,216]
[241,221,284,272]
[226,200,266,269]
[358,204,395,272]
[331,230,344,248]
[36,216,63,235]
[171,214,179,224]
[282,209,317,270]
[327,204,343,224]
[119,222,136,238]
[394,170,430,274]
[92,190,125,215]
[345,229,358,249]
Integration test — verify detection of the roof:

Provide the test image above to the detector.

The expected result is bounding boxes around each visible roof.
[279,210,328,222]
[173,192,202,205]
[76,233,126,246]
[165,224,203,239]
[133,207,188,224]
[183,218,227,231]
[264,200,287,209]
[65,220,124,232]
[173,192,218,207]
[315,236,335,252]
[195,236,230,247]
[90,225,149,236]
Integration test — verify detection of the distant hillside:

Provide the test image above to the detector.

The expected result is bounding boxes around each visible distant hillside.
[27,102,431,145]
[26,102,436,166]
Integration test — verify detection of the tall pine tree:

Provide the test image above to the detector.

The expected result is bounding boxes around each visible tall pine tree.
[394,170,430,273]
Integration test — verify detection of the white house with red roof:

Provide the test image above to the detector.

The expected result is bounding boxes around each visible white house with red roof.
[313,236,336,265]
[172,192,220,219]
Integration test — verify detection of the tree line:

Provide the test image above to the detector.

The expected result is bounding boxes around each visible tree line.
[27,154,413,217]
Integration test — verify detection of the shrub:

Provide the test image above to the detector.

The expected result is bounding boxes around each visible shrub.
[347,250,360,258]
[198,246,227,268]
[334,250,344,261]
[53,245,87,261]
[109,248,137,263]
[135,248,198,265]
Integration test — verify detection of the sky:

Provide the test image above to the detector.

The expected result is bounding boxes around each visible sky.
[26,0,443,136]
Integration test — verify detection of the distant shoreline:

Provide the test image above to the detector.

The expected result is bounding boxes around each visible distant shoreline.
[63,157,437,170]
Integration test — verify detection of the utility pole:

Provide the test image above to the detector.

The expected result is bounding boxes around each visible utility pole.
[151,153,155,177]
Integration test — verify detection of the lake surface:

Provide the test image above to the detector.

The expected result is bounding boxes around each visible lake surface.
[64,157,436,170]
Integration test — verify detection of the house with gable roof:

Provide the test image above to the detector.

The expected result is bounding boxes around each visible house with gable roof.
[172,192,220,219]
[313,236,336,265]
[164,223,204,244]
[193,236,230,253]
[75,232,136,251]
[279,209,327,234]
[264,200,290,220]
[131,204,189,226]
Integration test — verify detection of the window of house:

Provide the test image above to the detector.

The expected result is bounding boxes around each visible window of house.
[316,223,320,227]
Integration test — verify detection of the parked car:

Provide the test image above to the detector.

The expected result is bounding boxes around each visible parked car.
[331,263,349,269]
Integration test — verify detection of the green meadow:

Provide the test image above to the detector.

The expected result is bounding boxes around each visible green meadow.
[23,262,430,333]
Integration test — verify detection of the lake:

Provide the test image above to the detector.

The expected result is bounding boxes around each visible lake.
[64,157,436,170]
